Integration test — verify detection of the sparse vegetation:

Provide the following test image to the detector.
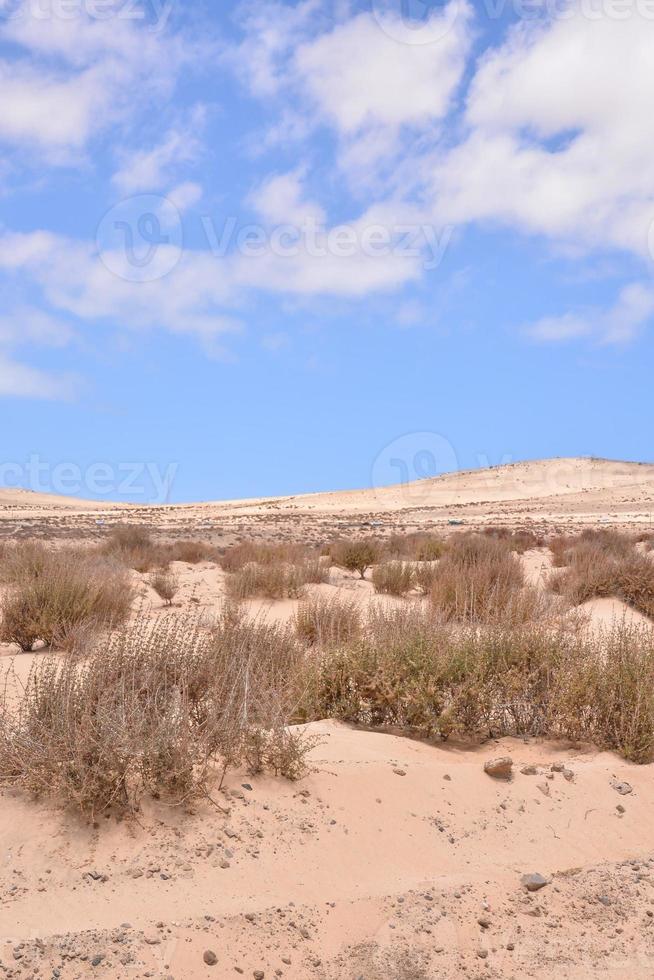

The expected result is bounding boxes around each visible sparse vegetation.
[331,539,380,579]
[549,533,654,618]
[225,556,328,600]
[0,543,133,651]
[149,568,180,606]
[428,534,540,624]
[294,594,362,647]
[0,613,315,815]
[372,560,415,596]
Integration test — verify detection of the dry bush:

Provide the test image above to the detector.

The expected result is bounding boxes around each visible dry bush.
[294,594,362,647]
[550,538,654,618]
[549,528,636,568]
[100,525,171,572]
[302,606,654,762]
[149,568,180,606]
[0,613,315,815]
[413,562,439,595]
[225,557,328,601]
[0,544,133,651]
[429,534,536,624]
[330,539,380,579]
[168,540,217,564]
[372,561,415,596]
[219,542,311,573]
[483,527,544,553]
[386,533,444,561]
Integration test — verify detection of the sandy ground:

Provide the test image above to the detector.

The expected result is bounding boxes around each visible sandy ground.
[1,458,654,977]
[0,726,653,978]
[2,457,654,544]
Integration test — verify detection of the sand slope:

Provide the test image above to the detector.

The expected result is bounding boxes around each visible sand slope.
[0,725,652,977]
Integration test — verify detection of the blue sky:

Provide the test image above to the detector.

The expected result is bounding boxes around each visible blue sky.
[0,0,653,502]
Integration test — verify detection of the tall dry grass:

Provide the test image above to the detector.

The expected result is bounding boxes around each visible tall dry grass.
[428,534,543,624]
[372,560,415,596]
[294,594,362,647]
[302,605,654,762]
[0,543,133,651]
[225,556,329,600]
[549,534,654,618]
[0,612,314,816]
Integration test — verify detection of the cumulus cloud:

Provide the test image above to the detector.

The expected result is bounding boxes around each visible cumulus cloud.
[526,282,654,344]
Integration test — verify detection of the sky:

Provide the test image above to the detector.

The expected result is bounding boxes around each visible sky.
[0,0,653,503]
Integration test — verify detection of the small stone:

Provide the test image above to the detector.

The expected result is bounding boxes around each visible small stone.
[91,955,104,967]
[562,769,574,782]
[477,916,491,929]
[611,780,633,796]
[484,757,513,780]
[254,972,265,979]
[393,768,406,776]
[443,774,451,781]
[616,804,626,814]
[203,950,218,966]
[477,948,488,959]
[521,872,550,892]
[521,765,538,776]
[551,762,565,773]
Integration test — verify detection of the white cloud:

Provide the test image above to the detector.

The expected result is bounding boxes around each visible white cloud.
[526,282,654,344]
[293,5,471,135]
[430,13,654,257]
[112,110,205,193]
[0,2,196,157]
[0,353,75,399]
[0,306,74,347]
[248,169,326,226]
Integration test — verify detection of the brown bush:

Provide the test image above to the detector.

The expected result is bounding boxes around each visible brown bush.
[219,542,311,573]
[483,527,544,553]
[149,568,180,606]
[0,613,315,815]
[429,534,534,623]
[168,540,217,564]
[225,557,328,601]
[100,525,170,572]
[330,539,380,579]
[372,561,415,596]
[549,538,654,618]
[294,594,362,647]
[0,544,133,651]
[385,533,444,561]
[303,606,654,762]
[549,528,636,568]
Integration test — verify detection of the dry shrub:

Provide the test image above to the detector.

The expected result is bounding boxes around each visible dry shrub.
[550,538,654,618]
[550,528,635,568]
[168,540,217,564]
[0,613,315,815]
[220,542,311,573]
[100,525,169,572]
[483,527,544,553]
[149,568,180,606]
[330,539,380,579]
[429,534,537,624]
[303,606,654,762]
[0,544,133,651]
[386,533,444,561]
[372,561,415,596]
[226,557,328,601]
[413,562,439,595]
[294,594,362,647]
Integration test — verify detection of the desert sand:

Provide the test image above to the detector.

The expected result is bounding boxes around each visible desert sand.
[1,457,653,978]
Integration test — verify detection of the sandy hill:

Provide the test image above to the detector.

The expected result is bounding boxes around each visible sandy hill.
[1,457,653,537]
